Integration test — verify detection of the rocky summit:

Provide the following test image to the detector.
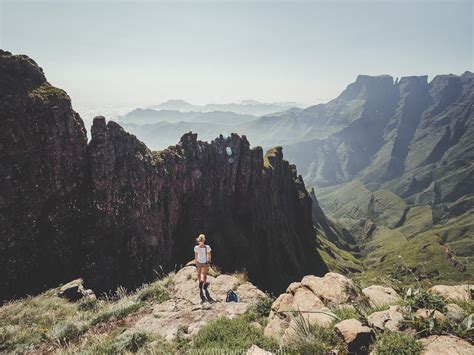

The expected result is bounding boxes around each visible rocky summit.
[0,50,327,300]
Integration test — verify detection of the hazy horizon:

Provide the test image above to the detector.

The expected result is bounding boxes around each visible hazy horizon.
[1,0,472,114]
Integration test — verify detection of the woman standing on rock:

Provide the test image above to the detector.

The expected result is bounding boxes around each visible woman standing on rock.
[194,234,214,303]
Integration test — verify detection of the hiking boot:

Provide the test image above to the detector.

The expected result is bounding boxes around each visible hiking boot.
[203,281,210,290]
[199,281,204,289]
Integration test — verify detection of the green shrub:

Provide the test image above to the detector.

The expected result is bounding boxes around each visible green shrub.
[78,297,98,311]
[373,331,423,354]
[403,309,449,337]
[333,306,362,322]
[137,285,169,303]
[250,294,274,319]
[193,313,277,351]
[455,314,474,343]
[113,330,150,352]
[51,322,85,345]
[285,311,340,354]
[402,288,446,312]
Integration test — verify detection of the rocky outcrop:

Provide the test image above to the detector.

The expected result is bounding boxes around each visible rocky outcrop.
[264,272,357,342]
[56,279,96,302]
[0,51,327,300]
[132,265,265,340]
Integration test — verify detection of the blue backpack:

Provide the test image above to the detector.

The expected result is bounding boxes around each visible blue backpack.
[226,289,240,302]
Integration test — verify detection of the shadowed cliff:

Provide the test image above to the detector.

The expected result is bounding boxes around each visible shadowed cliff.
[0,50,328,300]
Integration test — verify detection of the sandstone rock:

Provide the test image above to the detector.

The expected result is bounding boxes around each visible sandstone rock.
[420,335,474,355]
[362,285,401,307]
[133,267,264,341]
[236,282,266,302]
[286,282,301,294]
[367,305,404,332]
[334,319,375,354]
[301,272,357,306]
[445,303,467,323]
[247,344,273,355]
[264,276,342,344]
[415,308,447,323]
[263,311,288,339]
[429,285,473,302]
[292,286,326,311]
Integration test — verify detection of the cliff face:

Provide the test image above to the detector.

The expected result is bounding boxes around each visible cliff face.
[0,50,91,299]
[84,118,325,294]
[0,51,327,300]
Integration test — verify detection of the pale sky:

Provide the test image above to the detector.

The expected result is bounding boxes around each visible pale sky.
[1,0,472,112]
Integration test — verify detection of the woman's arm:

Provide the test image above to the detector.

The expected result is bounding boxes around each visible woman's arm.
[207,250,212,263]
[195,252,198,264]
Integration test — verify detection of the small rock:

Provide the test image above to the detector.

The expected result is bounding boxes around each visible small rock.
[429,285,473,302]
[334,319,375,354]
[362,285,401,307]
[367,305,404,332]
[420,335,474,354]
[445,303,466,323]
[415,308,447,323]
[247,344,273,355]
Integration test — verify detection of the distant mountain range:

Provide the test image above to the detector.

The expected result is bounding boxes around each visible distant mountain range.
[148,99,305,116]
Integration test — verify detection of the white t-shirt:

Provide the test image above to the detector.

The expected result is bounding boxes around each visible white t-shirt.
[194,244,211,263]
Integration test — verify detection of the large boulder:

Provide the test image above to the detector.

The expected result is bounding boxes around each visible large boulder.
[367,305,404,332]
[420,335,474,355]
[334,319,375,354]
[300,272,358,306]
[362,285,401,307]
[429,285,473,302]
[264,273,358,344]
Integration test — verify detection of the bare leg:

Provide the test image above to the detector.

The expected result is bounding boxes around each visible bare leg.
[202,265,209,283]
[197,265,202,283]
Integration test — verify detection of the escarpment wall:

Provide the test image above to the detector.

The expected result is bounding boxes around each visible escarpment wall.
[0,51,327,299]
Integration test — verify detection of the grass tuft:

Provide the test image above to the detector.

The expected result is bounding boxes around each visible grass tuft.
[373,331,423,354]
[193,313,277,351]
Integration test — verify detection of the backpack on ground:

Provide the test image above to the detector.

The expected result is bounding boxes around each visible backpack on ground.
[226,289,240,302]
